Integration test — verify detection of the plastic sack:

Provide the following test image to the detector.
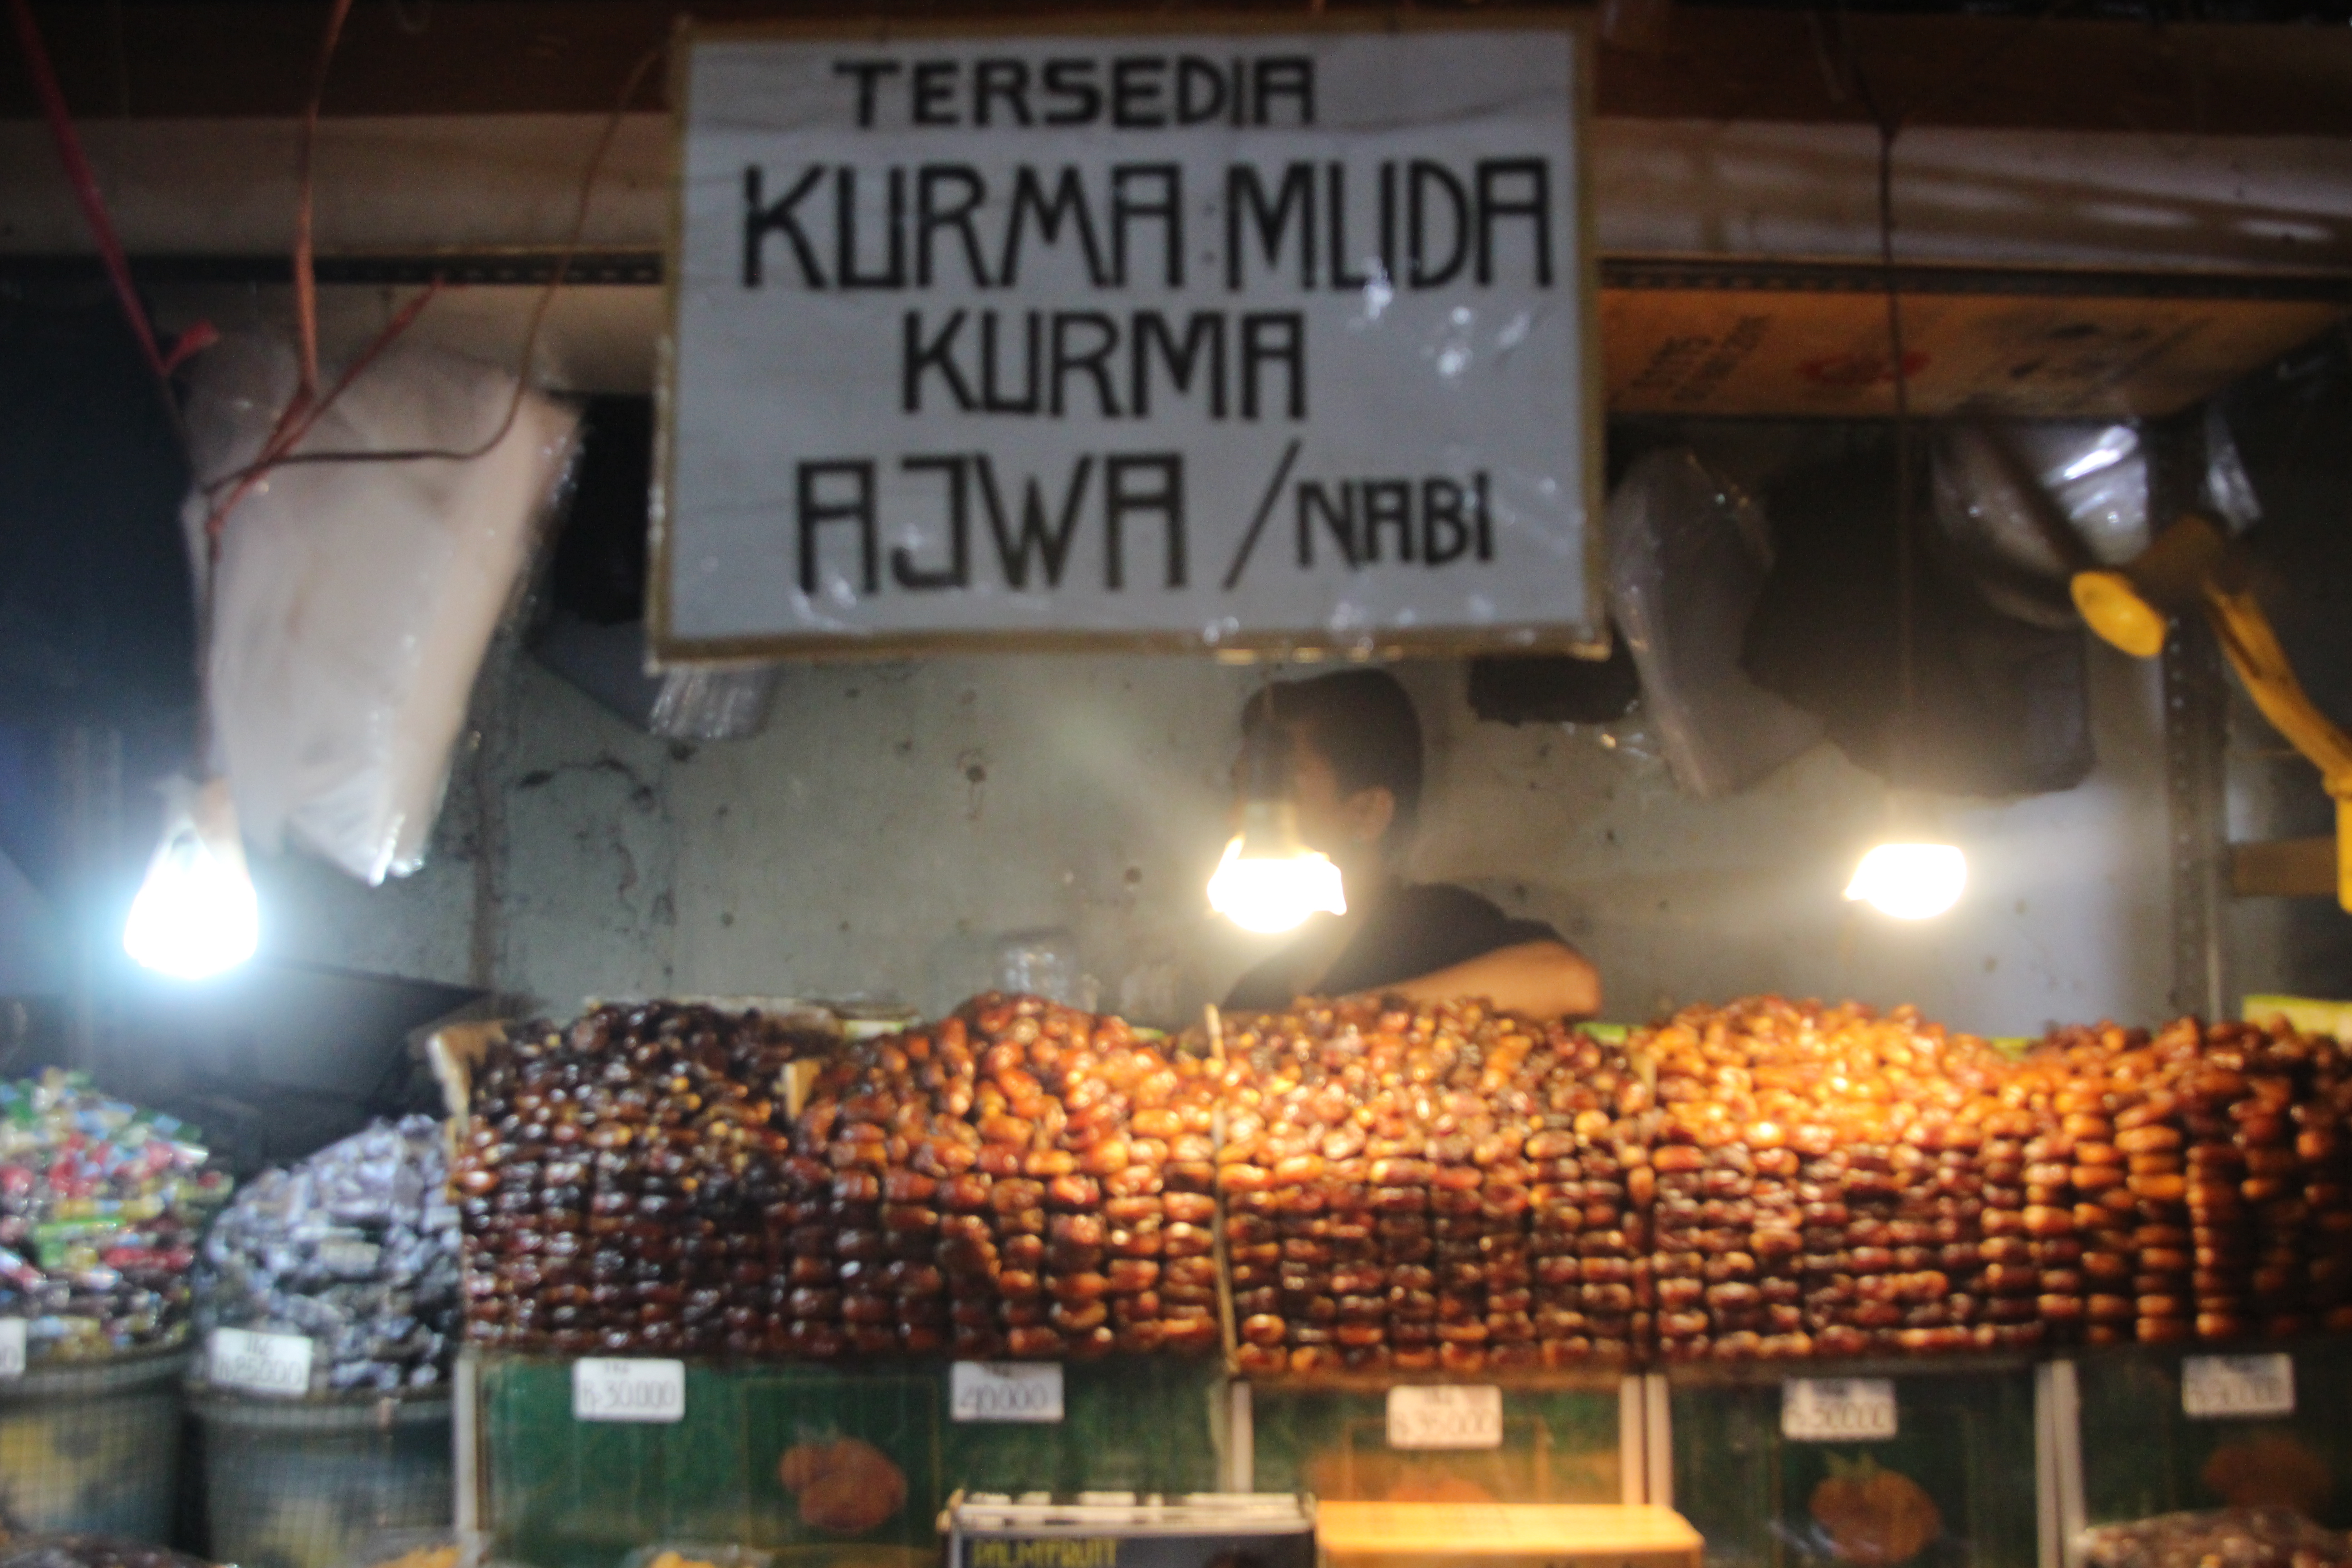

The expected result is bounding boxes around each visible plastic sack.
[1930,421,2149,629]
[0,1071,230,1365]
[180,335,578,883]
[2081,1510,2351,1568]
[1606,447,1822,799]
[191,1115,460,1396]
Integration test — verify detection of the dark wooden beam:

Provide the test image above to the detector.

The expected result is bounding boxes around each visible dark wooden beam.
[7,3,2352,133]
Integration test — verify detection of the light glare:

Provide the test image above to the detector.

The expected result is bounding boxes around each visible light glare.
[123,779,260,980]
[1207,834,1348,935]
[1845,842,1968,920]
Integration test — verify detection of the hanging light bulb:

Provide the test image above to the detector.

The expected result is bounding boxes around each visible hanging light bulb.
[1846,840,1967,921]
[1209,803,1348,934]
[1208,716,1347,935]
[123,776,259,980]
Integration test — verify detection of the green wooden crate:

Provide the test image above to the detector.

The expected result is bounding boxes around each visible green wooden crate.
[2076,1338,2352,1531]
[476,1357,1228,1568]
[1668,1367,2038,1568]
[1248,1382,1624,1504]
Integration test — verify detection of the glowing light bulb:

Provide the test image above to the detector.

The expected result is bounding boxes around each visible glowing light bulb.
[123,778,259,980]
[1207,833,1348,935]
[1845,841,1968,921]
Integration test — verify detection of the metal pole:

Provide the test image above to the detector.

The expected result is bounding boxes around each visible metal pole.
[2149,414,2230,1021]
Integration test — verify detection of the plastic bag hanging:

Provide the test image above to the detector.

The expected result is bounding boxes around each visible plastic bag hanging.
[1606,447,1822,799]
[180,335,579,883]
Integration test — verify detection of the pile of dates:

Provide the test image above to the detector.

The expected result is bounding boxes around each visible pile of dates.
[784,993,1224,1359]
[1216,998,1651,1377]
[2082,1509,2352,1568]
[453,1002,817,1355]
[1641,997,2039,1363]
[451,989,2352,1366]
[2027,1019,2352,1345]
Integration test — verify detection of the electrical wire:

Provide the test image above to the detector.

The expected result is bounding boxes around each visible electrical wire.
[198,40,664,504]
[294,0,356,397]
[1826,0,2084,788]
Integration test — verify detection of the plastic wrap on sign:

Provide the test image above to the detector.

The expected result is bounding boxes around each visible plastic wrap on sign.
[180,335,579,884]
[1605,448,1821,799]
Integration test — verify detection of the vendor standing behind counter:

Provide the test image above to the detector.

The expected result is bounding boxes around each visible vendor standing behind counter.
[1221,671,1601,1019]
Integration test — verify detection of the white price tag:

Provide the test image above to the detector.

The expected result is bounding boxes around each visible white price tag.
[0,1318,24,1378]
[1783,1378,1898,1441]
[2182,1354,2295,1418]
[208,1328,314,1396]
[950,1361,1064,1423]
[1387,1384,1504,1450]
[572,1358,686,1423]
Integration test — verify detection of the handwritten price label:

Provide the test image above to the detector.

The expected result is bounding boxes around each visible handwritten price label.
[2182,1355,2294,1418]
[0,1318,24,1379]
[1783,1378,1898,1441]
[572,1358,686,1423]
[1387,1385,1504,1450]
[209,1328,314,1396]
[951,1361,1064,1423]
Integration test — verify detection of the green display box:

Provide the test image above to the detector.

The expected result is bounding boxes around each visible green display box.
[1668,1365,2038,1568]
[1248,1381,1625,1504]
[475,1357,1228,1568]
[2075,1338,2352,1531]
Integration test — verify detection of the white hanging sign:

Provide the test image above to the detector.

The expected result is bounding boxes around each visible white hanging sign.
[1387,1383,1504,1449]
[950,1360,1065,1422]
[657,20,1599,658]
[208,1327,315,1396]
[572,1357,688,1423]
[1782,1378,1898,1441]
[2181,1354,2295,1418]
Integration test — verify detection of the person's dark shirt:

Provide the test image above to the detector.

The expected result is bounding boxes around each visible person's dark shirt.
[1221,882,1565,1013]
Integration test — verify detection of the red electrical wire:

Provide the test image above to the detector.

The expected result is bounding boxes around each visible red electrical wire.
[197,29,664,519]
[7,0,211,394]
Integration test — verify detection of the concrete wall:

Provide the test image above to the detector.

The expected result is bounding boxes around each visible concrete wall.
[249,635,2174,1039]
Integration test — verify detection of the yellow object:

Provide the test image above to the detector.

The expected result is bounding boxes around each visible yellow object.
[1315,1502,1703,1568]
[2074,514,2352,914]
[2241,994,2352,1040]
[2070,570,2169,659]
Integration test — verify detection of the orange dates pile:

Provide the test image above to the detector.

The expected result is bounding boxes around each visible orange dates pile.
[1642,997,2040,1363]
[2026,1018,2352,1345]
[1217,998,1652,1377]
[783,992,1225,1359]
[453,990,2352,1368]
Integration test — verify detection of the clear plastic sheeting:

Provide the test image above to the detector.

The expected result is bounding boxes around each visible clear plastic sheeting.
[2205,401,2264,534]
[1931,422,2150,629]
[1605,447,1822,799]
[647,662,778,742]
[180,335,578,884]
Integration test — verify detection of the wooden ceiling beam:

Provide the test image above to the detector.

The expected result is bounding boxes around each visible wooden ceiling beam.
[6,2,2352,135]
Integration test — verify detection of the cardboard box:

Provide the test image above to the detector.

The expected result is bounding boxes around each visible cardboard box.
[1315,1502,1702,1568]
[1601,285,2342,418]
